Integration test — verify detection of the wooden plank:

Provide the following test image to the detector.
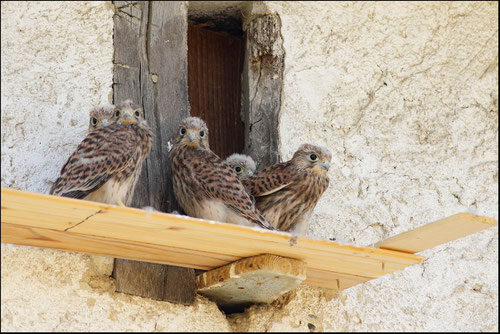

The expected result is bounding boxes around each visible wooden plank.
[375,213,497,253]
[1,189,422,269]
[304,268,369,290]
[1,223,239,270]
[112,0,195,303]
[114,259,195,305]
[1,187,424,291]
[0,223,366,291]
[197,254,306,312]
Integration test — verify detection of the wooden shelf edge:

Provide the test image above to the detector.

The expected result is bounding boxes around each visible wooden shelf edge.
[10,187,496,291]
[375,212,497,254]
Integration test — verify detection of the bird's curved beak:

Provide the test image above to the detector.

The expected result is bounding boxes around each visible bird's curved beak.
[121,109,134,124]
[187,132,196,142]
[321,161,330,171]
[101,119,109,127]
[123,110,133,119]
[248,170,254,177]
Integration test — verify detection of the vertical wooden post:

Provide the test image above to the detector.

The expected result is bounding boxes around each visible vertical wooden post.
[242,14,285,169]
[112,0,196,304]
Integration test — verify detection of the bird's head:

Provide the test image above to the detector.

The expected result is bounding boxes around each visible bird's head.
[292,143,332,176]
[113,100,145,126]
[225,153,256,180]
[174,117,209,150]
[88,104,116,131]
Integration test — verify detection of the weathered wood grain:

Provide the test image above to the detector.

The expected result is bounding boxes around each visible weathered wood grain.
[114,259,196,305]
[112,0,195,304]
[242,14,284,169]
[197,254,306,311]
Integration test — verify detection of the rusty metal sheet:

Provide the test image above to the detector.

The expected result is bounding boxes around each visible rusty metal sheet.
[188,24,245,159]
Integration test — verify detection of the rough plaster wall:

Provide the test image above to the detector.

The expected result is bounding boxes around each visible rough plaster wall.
[1,1,114,193]
[263,1,499,243]
[231,1,498,331]
[1,244,231,331]
[1,1,498,332]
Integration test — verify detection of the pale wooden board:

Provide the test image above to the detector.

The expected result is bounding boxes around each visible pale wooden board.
[197,254,305,310]
[375,213,497,253]
[0,188,426,290]
[3,187,494,292]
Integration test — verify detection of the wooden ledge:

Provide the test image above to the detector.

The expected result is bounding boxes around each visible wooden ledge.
[375,212,497,253]
[1,187,496,292]
[197,254,306,310]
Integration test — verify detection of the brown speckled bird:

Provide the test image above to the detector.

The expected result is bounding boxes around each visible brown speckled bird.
[88,104,116,131]
[225,153,256,181]
[243,144,331,234]
[169,117,274,230]
[49,100,153,207]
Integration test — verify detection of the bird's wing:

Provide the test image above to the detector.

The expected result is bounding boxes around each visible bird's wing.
[49,125,140,199]
[185,148,275,230]
[243,161,295,197]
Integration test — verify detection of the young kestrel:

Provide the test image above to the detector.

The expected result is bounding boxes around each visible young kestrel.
[243,144,331,234]
[169,117,275,230]
[225,153,256,181]
[49,100,153,207]
[88,104,116,131]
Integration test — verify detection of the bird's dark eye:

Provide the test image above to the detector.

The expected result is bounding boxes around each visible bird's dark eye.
[115,110,121,117]
[91,117,98,126]
[310,154,318,161]
[180,127,186,135]
[199,130,205,138]
[134,110,141,118]
[235,166,242,173]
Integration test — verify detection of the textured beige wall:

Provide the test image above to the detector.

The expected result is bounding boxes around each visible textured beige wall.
[268,1,498,245]
[237,1,498,331]
[1,1,498,332]
[0,244,231,331]
[1,1,114,194]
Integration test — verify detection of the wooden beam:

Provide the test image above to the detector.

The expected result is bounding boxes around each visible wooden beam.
[112,0,195,303]
[197,254,306,312]
[242,14,284,169]
[375,213,497,253]
[1,187,425,290]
